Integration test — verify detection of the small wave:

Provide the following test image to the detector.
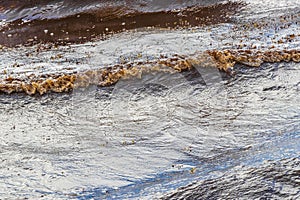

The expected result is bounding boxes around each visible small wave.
[0,1,243,47]
[0,49,299,95]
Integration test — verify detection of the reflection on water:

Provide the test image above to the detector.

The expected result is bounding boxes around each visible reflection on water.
[0,0,242,46]
[0,0,299,199]
[0,0,228,23]
[0,62,299,199]
[162,157,300,200]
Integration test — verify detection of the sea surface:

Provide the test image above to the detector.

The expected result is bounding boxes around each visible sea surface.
[0,0,299,199]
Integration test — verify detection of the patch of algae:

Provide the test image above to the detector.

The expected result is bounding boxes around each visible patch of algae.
[0,49,299,95]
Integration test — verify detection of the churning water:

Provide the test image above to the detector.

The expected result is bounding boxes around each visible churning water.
[0,0,299,199]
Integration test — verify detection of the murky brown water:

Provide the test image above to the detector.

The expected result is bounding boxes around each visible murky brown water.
[0,0,242,47]
[0,0,299,199]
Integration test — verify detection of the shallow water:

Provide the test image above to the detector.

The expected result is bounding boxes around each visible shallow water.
[0,0,299,199]
[0,0,240,46]
[0,62,299,199]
